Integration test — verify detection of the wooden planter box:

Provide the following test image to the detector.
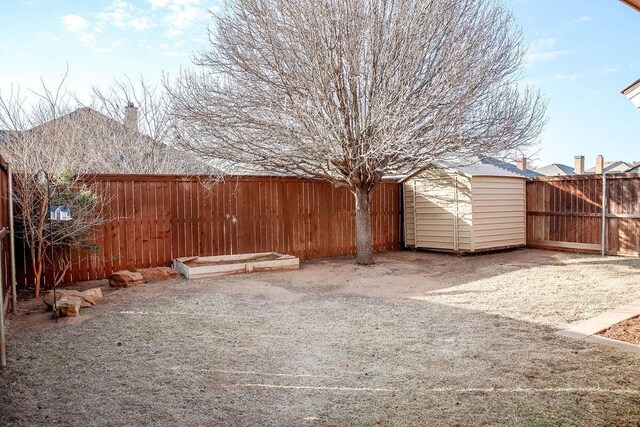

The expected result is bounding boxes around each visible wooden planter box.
[173,252,299,279]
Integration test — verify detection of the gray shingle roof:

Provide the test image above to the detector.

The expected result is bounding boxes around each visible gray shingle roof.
[534,163,575,176]
[585,161,635,174]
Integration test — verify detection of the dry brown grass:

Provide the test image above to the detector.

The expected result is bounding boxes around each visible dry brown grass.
[414,252,640,328]
[1,249,639,426]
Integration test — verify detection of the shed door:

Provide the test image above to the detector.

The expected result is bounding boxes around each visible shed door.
[413,177,459,251]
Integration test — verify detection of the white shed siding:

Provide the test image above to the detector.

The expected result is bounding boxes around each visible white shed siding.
[471,176,526,250]
[404,168,473,251]
[455,176,472,250]
[403,182,416,246]
[413,176,456,250]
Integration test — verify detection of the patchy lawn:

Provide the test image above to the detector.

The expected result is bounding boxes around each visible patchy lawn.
[1,249,639,426]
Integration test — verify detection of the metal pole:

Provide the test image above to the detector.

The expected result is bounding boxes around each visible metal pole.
[8,166,17,315]
[47,177,57,316]
[601,173,607,256]
[0,239,6,367]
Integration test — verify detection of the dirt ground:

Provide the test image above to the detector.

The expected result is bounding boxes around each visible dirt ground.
[1,248,639,426]
[600,316,640,345]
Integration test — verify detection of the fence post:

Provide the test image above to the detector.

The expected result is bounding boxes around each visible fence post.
[0,238,6,368]
[8,166,16,315]
[601,173,606,256]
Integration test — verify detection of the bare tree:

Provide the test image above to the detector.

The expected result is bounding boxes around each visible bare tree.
[89,76,219,175]
[168,0,546,264]
[0,72,219,296]
[0,79,109,297]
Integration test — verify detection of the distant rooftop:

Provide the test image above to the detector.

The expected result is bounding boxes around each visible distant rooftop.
[534,163,575,176]
[585,161,636,174]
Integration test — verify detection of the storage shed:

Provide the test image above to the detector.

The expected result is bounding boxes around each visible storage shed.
[402,163,527,252]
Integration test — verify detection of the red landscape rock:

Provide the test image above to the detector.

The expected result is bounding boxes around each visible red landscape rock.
[56,296,82,317]
[109,270,145,288]
[81,288,104,305]
[43,288,104,309]
[136,267,178,283]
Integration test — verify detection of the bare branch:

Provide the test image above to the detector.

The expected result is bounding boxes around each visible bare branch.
[167,0,547,264]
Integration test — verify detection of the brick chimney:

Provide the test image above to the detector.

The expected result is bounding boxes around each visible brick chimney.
[574,155,584,175]
[124,102,138,131]
[595,155,605,174]
[516,156,527,171]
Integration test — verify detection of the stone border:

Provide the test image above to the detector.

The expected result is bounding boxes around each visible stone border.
[557,300,640,354]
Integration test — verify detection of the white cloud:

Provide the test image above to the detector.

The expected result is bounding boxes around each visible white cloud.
[565,16,592,27]
[61,14,98,47]
[553,73,585,81]
[148,0,202,8]
[600,66,618,75]
[97,1,154,31]
[61,14,89,32]
[527,50,571,63]
[59,0,212,54]
[128,17,153,30]
[145,0,211,37]
[526,38,571,64]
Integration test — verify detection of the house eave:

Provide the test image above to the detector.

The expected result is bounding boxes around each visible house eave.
[621,0,640,12]
[622,78,640,95]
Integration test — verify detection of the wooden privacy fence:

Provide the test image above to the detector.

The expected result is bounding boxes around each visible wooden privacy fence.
[17,175,401,286]
[526,173,640,255]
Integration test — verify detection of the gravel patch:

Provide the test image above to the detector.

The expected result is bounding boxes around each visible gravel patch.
[1,249,639,426]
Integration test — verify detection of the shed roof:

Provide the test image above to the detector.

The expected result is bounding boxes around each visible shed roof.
[451,162,527,178]
[478,157,543,178]
[401,160,527,182]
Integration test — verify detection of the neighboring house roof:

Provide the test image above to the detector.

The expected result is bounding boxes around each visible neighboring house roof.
[625,163,640,173]
[622,78,640,108]
[585,161,636,174]
[221,162,293,177]
[3,107,216,175]
[621,0,640,12]
[534,163,575,176]
[623,78,640,94]
[0,130,16,144]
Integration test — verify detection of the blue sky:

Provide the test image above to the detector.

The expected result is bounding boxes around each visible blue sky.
[0,0,639,168]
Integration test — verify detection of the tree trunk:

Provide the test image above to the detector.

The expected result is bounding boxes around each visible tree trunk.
[354,187,374,265]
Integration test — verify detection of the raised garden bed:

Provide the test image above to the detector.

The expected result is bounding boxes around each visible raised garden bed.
[173,252,299,279]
